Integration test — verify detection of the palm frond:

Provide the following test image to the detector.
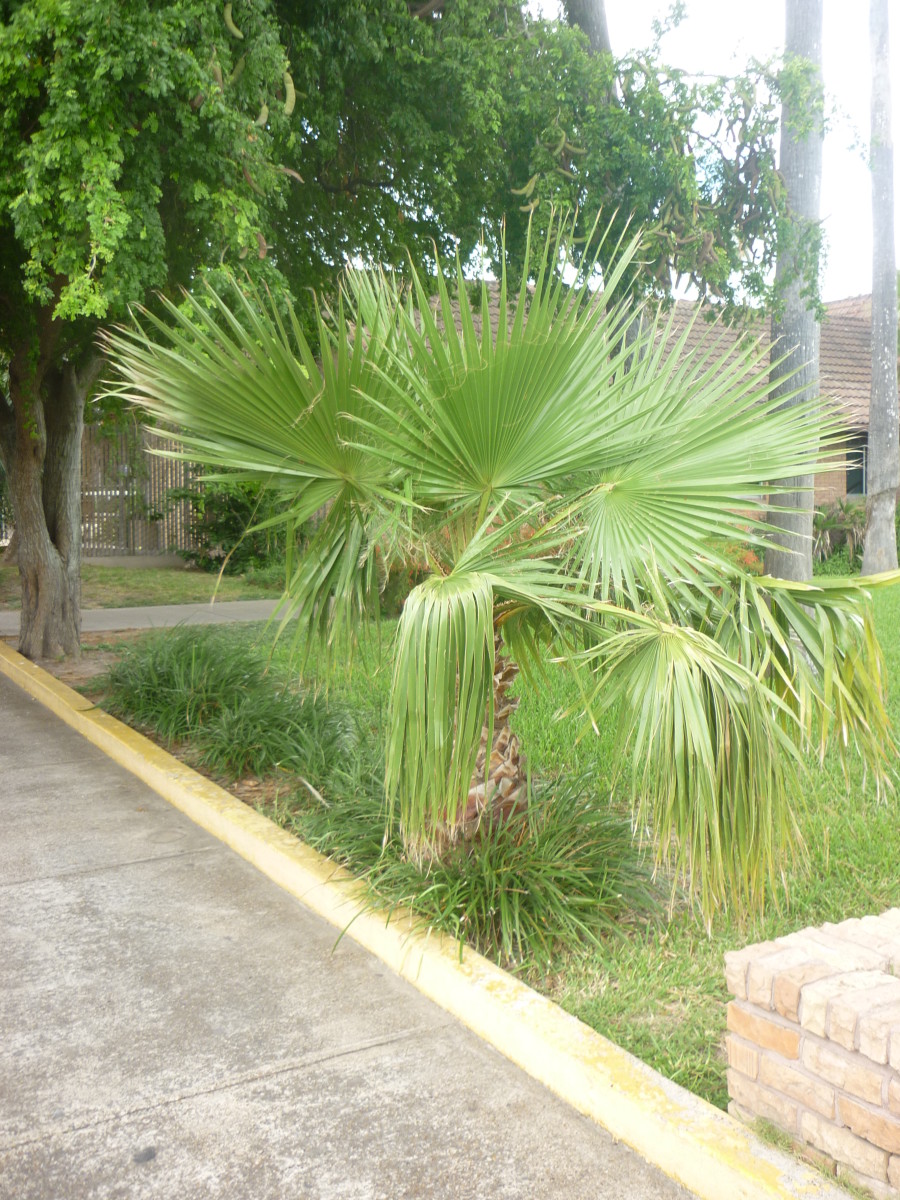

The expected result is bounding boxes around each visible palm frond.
[101,277,406,649]
[386,570,496,856]
[559,308,847,603]
[356,218,645,520]
[730,573,898,793]
[577,610,805,922]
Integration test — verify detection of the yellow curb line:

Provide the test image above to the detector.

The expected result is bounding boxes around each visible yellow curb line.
[0,640,844,1200]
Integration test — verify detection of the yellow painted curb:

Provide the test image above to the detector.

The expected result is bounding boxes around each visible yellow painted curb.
[0,640,845,1200]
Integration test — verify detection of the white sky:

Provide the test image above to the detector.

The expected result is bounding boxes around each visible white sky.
[536,1,897,301]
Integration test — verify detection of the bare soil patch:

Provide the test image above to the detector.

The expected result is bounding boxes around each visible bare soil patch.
[3,630,146,690]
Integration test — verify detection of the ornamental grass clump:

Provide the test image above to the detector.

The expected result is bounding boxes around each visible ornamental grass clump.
[105,626,356,780]
[286,748,658,965]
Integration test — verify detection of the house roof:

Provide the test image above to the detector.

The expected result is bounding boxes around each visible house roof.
[661,295,874,431]
[819,295,871,429]
[430,284,875,432]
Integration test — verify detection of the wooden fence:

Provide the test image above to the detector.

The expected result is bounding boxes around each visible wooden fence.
[0,425,197,556]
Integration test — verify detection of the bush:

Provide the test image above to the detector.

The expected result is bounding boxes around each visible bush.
[169,478,288,574]
[104,627,355,778]
[103,625,658,965]
[813,498,866,568]
[720,541,763,576]
[378,564,429,617]
[812,544,859,577]
[288,751,659,966]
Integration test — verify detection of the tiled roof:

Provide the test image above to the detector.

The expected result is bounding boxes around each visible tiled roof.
[819,295,872,428]
[431,285,876,431]
[651,295,874,431]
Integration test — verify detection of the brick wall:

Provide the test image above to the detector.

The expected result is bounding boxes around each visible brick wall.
[725,911,900,1199]
[815,467,852,506]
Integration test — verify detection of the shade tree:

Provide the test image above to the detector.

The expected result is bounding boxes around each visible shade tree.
[0,0,293,656]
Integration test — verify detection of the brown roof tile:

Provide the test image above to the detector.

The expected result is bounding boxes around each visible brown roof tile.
[658,295,875,430]
[433,285,876,431]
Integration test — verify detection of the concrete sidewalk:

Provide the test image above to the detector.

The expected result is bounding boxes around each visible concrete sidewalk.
[0,599,280,638]
[0,673,695,1200]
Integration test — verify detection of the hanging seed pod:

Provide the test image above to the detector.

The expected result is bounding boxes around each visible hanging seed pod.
[510,173,538,198]
[224,3,244,39]
[228,55,246,85]
[208,47,223,87]
[283,70,296,116]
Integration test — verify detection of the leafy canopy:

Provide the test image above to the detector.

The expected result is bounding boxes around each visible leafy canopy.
[274,0,792,309]
[1,0,808,361]
[0,0,293,360]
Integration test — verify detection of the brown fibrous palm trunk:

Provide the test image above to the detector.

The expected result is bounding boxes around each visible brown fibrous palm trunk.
[461,635,528,834]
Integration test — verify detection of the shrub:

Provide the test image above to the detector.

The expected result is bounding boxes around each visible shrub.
[289,750,659,966]
[169,477,288,573]
[104,626,355,778]
[102,625,660,964]
[813,498,866,567]
[378,564,429,617]
[720,541,763,576]
[812,545,858,577]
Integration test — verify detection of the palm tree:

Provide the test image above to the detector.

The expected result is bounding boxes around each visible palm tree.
[102,217,896,921]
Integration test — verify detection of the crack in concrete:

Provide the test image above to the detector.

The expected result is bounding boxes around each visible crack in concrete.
[0,1022,452,1153]
[0,844,222,890]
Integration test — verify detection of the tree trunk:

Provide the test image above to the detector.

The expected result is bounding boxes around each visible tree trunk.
[764,0,824,582]
[1,528,19,567]
[862,0,899,574]
[563,0,612,55]
[1,334,100,659]
[462,636,528,833]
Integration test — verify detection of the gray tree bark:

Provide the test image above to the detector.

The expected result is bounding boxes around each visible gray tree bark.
[764,0,824,582]
[0,314,102,659]
[563,0,612,55]
[861,0,899,574]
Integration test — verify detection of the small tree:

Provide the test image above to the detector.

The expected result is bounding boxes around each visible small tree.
[0,0,292,657]
[104,218,896,920]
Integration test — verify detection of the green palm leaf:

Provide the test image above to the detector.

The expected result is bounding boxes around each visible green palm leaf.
[577,610,804,921]
[102,278,402,655]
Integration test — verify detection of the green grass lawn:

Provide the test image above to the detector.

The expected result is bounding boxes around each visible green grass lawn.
[514,584,900,1110]
[0,563,284,610]
[90,583,900,1113]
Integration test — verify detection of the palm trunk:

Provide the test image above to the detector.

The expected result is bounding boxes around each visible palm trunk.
[764,0,824,581]
[462,636,528,833]
[861,0,899,574]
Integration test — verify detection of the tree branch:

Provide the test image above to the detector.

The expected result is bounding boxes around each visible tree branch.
[409,0,443,20]
[75,351,107,398]
[315,174,395,195]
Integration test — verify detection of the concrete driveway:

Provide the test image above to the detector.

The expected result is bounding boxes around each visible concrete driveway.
[0,673,695,1200]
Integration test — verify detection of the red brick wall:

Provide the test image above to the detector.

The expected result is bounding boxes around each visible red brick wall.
[725,912,900,1199]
